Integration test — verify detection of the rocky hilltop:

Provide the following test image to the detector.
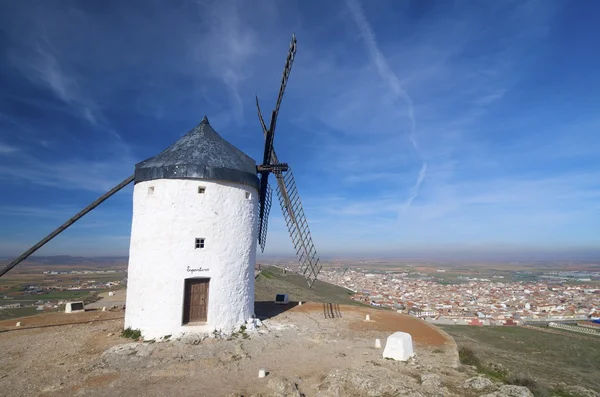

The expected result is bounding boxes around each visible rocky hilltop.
[0,300,552,397]
[0,269,597,396]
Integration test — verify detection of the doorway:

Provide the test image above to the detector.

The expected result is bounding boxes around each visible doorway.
[183,278,209,324]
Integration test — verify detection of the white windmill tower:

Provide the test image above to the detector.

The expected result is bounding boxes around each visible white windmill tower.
[123,115,260,338]
[0,34,323,340]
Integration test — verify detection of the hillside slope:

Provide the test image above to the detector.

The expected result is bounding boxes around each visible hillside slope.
[254,265,363,305]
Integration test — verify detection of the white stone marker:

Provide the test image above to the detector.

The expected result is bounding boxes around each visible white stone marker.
[382,332,414,361]
[375,338,381,348]
[102,306,107,312]
[365,314,370,321]
[298,301,302,306]
[258,368,266,378]
[16,322,21,327]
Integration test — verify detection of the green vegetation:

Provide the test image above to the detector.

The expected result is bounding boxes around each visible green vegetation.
[121,327,142,340]
[458,346,481,367]
[255,265,368,307]
[259,270,274,279]
[16,291,90,300]
[459,346,549,396]
[443,325,600,394]
[0,307,40,321]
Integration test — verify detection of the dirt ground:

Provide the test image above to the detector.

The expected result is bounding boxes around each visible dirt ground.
[0,302,468,397]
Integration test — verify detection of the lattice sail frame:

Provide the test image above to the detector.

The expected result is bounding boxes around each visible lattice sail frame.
[275,167,322,287]
[254,34,322,287]
[258,181,272,253]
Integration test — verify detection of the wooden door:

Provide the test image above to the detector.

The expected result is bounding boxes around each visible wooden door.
[183,278,209,324]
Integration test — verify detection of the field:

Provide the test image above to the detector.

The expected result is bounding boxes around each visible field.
[0,257,126,321]
[0,306,39,320]
[439,325,600,392]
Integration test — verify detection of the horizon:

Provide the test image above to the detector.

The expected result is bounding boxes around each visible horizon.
[3,250,600,263]
[1,0,600,258]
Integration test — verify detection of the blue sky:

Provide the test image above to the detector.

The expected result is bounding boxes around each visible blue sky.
[1,0,599,259]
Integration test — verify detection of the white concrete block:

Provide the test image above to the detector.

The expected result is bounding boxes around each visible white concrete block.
[16,322,21,327]
[375,338,381,348]
[65,301,85,313]
[258,368,266,378]
[382,332,414,361]
[274,294,289,305]
[102,306,107,312]
[365,314,370,321]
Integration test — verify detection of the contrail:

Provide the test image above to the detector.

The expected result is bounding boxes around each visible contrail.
[346,0,427,215]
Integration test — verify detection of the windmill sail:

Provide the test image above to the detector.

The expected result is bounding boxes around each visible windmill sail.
[0,175,134,278]
[256,34,297,251]
[275,168,322,287]
[254,33,322,287]
[257,181,272,252]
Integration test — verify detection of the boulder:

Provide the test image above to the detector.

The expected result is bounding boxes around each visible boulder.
[382,332,414,361]
[267,376,302,397]
[480,384,534,397]
[178,333,206,345]
[464,376,494,390]
[421,373,442,388]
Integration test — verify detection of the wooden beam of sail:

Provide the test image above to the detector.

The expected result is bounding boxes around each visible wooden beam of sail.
[0,175,135,278]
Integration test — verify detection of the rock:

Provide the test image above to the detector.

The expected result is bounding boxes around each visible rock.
[464,376,494,390]
[102,342,155,358]
[103,343,144,356]
[560,385,599,397]
[246,323,257,332]
[135,344,154,357]
[421,373,442,388]
[267,376,302,397]
[480,384,534,397]
[317,368,420,397]
[179,333,206,345]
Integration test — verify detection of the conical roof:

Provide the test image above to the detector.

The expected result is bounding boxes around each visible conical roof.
[134,116,259,189]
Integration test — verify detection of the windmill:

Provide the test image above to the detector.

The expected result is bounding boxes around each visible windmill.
[254,34,322,288]
[0,34,322,338]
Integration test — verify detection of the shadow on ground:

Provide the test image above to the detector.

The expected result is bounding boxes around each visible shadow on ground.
[322,303,342,319]
[254,301,299,320]
[254,301,344,320]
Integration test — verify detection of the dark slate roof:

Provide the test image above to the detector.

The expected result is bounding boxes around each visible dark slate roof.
[134,116,259,189]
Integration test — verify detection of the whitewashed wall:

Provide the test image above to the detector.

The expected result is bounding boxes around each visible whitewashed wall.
[124,179,258,339]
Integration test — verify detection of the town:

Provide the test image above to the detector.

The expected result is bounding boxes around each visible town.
[318,267,600,325]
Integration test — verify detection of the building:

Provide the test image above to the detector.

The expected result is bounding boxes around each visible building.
[124,117,259,339]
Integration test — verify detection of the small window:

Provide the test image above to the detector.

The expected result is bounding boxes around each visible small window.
[148,186,155,195]
[195,238,205,249]
[245,192,251,199]
[198,186,206,194]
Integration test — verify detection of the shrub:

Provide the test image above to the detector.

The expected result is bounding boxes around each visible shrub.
[121,327,142,340]
[458,347,481,367]
[506,374,550,397]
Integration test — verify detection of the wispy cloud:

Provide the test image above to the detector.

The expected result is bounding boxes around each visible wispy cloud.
[1,0,597,257]
[11,30,122,141]
[0,153,133,193]
[346,0,427,215]
[0,142,18,155]
[189,1,262,123]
